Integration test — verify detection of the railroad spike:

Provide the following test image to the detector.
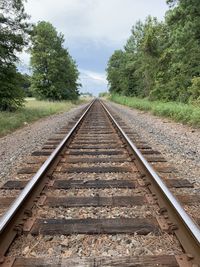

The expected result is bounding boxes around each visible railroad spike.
[186,254,194,260]
[159,207,167,214]
[168,224,179,234]
[145,181,151,186]
[14,225,23,235]
[0,257,5,264]
[24,209,32,217]
[0,99,200,264]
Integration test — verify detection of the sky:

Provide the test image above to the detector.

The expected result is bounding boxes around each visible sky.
[19,0,169,96]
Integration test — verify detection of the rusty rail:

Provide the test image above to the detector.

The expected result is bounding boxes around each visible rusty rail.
[100,100,200,264]
[0,99,95,258]
[0,98,200,265]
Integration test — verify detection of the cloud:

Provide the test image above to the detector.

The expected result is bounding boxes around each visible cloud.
[79,69,108,96]
[24,0,168,46]
[80,69,107,84]
[17,51,31,72]
[21,0,168,95]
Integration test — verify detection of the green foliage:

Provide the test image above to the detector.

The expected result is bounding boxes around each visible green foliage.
[30,21,80,101]
[0,0,30,65]
[0,0,31,111]
[107,17,167,99]
[0,66,25,111]
[99,92,109,97]
[19,73,32,96]
[110,94,152,111]
[110,94,200,127]
[163,0,200,101]
[188,77,200,104]
[106,0,200,103]
[106,50,125,94]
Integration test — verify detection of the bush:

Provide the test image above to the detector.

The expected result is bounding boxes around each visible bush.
[99,92,109,97]
[188,77,200,104]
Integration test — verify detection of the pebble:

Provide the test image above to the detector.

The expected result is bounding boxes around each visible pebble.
[22,246,29,255]
[8,232,183,258]
[44,236,53,242]
[4,100,193,258]
[61,240,69,247]
[106,101,200,188]
[0,103,88,187]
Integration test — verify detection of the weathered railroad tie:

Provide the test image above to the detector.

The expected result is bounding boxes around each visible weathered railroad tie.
[0,99,200,266]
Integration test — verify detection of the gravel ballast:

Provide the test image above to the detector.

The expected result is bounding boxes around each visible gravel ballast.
[0,103,88,186]
[8,232,182,258]
[105,100,200,188]
[3,100,189,260]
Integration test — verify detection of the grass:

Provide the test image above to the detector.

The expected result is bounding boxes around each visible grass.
[0,98,83,136]
[109,94,200,127]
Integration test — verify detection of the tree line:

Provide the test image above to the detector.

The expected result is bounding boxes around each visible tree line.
[0,0,80,111]
[107,0,200,104]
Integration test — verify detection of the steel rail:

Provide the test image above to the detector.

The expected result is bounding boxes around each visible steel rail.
[101,100,200,263]
[0,99,95,233]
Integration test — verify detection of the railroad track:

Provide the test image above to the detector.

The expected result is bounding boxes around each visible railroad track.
[0,99,200,266]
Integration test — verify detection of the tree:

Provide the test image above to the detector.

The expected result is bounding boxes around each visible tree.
[0,67,26,111]
[188,77,200,104]
[106,0,200,103]
[30,21,80,100]
[107,18,164,98]
[20,73,31,96]
[106,50,125,94]
[0,0,30,111]
[164,0,200,102]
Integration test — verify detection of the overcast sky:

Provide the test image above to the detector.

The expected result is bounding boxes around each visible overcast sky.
[19,0,168,96]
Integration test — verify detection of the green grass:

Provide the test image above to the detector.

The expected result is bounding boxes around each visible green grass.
[110,94,200,127]
[0,98,83,136]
